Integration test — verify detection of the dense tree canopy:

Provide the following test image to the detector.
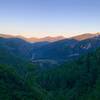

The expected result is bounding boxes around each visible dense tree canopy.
[0,40,100,100]
[37,48,100,100]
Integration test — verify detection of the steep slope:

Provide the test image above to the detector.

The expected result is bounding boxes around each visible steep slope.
[0,37,33,59]
[37,48,100,100]
[0,43,49,100]
[1,33,100,63]
[33,39,78,60]
[1,33,100,100]
[32,34,100,61]
[0,36,51,60]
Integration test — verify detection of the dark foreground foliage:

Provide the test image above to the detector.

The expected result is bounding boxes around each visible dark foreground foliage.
[37,48,100,100]
[0,44,100,100]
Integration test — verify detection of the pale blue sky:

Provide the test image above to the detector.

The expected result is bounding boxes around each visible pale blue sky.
[0,0,100,37]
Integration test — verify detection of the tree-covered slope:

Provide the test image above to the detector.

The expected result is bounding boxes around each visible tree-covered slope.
[37,48,100,100]
[33,35,100,61]
[0,37,33,59]
[0,44,48,100]
[1,36,100,100]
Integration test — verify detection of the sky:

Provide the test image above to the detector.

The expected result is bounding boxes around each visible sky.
[0,0,100,37]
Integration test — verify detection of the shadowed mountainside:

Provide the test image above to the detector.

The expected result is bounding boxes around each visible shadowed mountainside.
[1,33,100,100]
[1,33,100,63]
[32,33,100,61]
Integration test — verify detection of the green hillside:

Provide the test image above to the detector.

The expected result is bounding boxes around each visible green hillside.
[1,38,100,100]
[0,46,48,100]
[37,48,100,100]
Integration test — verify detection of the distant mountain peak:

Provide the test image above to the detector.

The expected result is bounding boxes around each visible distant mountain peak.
[0,34,14,38]
[25,36,65,42]
[72,33,96,41]
[1,32,100,43]
[0,33,65,42]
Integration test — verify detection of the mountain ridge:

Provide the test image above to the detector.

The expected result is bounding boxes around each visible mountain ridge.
[0,34,65,42]
[1,32,100,43]
[1,33,100,63]
[32,33,100,61]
